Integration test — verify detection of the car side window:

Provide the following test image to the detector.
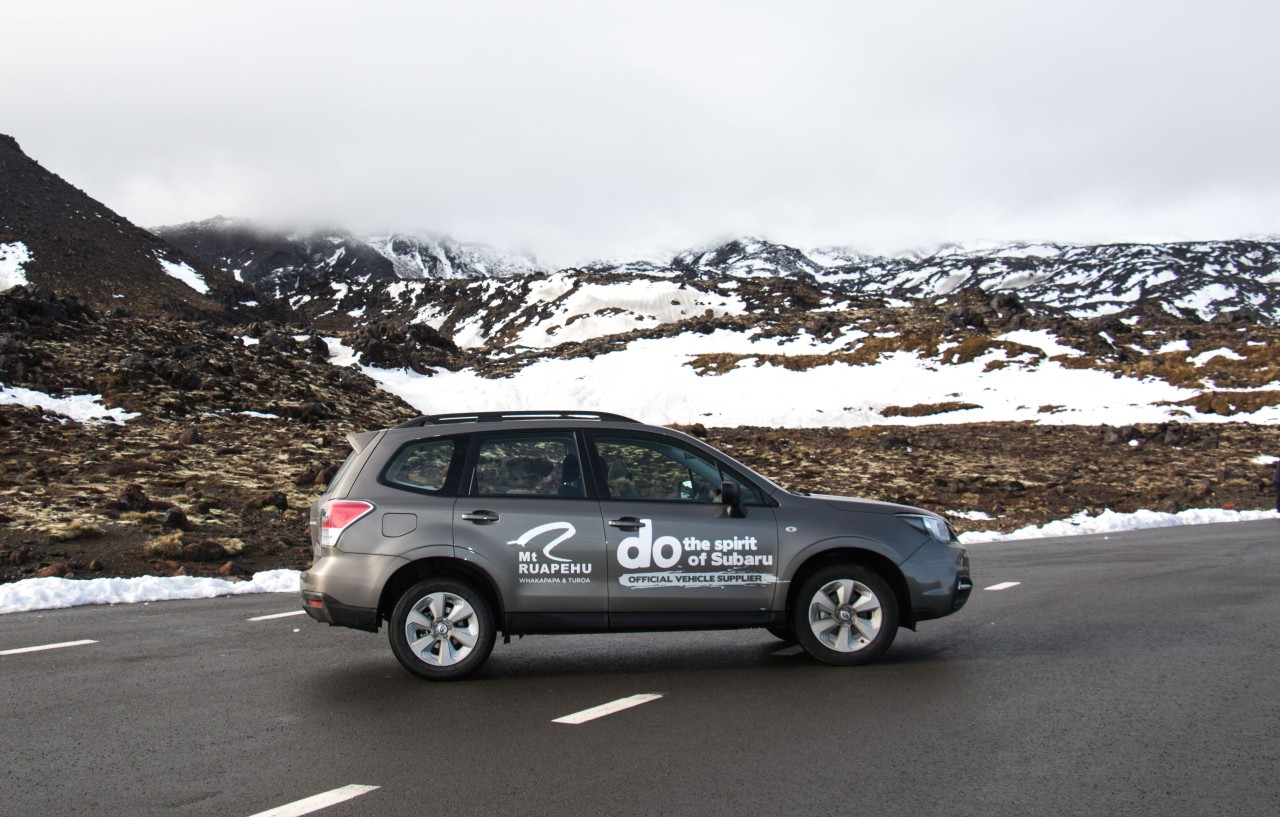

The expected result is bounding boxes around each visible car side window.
[473,433,585,498]
[383,438,456,492]
[593,434,762,504]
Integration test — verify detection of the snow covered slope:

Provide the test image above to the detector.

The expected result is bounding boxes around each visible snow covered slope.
[159,217,1280,429]
[666,237,1280,322]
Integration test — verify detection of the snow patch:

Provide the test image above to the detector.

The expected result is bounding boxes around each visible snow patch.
[959,508,1277,544]
[948,510,995,521]
[1174,284,1236,320]
[157,257,210,295]
[1190,347,1246,366]
[996,329,1084,358]
[0,385,138,424]
[1,241,32,289]
[510,278,748,349]
[0,569,301,615]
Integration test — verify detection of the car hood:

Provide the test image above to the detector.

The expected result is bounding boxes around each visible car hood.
[797,493,935,517]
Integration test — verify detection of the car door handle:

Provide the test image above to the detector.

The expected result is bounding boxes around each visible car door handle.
[461,511,500,524]
[607,517,643,531]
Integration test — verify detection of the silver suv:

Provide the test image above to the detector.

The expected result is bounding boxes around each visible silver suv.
[301,411,971,680]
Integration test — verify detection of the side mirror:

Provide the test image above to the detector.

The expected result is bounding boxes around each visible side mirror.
[720,481,745,518]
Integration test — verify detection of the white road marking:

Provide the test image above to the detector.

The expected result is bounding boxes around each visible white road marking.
[773,645,804,656]
[246,785,379,817]
[0,639,97,656]
[553,693,663,724]
[247,610,308,621]
[985,581,1021,591]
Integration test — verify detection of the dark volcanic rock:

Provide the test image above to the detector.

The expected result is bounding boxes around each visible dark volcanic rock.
[117,484,152,513]
[349,321,465,373]
[182,540,227,562]
[162,507,193,531]
[248,491,289,512]
[218,561,252,578]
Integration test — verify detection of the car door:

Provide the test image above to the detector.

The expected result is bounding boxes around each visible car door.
[453,430,606,622]
[589,431,779,623]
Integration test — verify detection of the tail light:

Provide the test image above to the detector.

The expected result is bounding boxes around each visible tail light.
[319,500,375,547]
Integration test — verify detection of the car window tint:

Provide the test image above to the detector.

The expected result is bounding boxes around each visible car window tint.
[384,438,456,492]
[595,436,760,504]
[474,434,585,498]
[594,435,763,504]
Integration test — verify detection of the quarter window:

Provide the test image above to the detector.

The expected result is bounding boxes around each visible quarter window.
[383,438,456,492]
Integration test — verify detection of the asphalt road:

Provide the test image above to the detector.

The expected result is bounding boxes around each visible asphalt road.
[2,520,1277,817]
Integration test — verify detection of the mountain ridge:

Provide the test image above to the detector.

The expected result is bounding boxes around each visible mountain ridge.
[156,219,1280,326]
[0,135,257,319]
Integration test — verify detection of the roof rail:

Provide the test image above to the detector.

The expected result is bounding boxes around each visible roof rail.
[394,411,639,428]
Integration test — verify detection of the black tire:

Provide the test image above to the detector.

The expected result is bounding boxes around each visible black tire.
[389,577,496,681]
[766,625,796,643]
[794,564,898,666]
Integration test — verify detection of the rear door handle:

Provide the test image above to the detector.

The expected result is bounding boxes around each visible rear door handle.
[461,510,500,524]
[607,516,644,531]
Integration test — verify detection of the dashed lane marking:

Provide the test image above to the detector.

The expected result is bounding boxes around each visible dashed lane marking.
[553,694,663,725]
[0,639,98,656]
[247,610,308,621]
[985,582,1021,591]
[773,645,804,656]
[246,785,379,817]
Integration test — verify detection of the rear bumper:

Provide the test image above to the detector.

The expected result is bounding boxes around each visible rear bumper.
[300,548,405,632]
[301,591,379,632]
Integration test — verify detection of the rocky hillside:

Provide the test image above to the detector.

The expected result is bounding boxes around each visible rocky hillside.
[0,135,258,319]
[0,285,411,583]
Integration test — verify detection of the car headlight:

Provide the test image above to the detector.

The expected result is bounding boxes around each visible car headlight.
[898,513,954,543]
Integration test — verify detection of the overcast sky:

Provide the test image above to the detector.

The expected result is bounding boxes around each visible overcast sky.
[4,0,1279,267]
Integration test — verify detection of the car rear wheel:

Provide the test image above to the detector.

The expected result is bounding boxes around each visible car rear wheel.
[389,577,495,680]
[794,565,898,666]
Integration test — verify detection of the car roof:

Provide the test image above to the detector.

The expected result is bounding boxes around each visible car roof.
[393,410,639,428]
[353,411,784,498]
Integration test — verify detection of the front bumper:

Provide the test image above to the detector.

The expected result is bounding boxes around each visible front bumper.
[902,541,971,623]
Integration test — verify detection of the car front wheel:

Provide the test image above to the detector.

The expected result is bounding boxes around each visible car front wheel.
[389,577,496,681]
[794,565,898,666]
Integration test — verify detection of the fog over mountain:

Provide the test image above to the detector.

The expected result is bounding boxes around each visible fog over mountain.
[5,2,1279,267]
